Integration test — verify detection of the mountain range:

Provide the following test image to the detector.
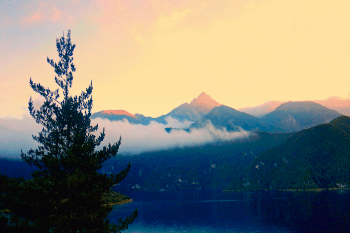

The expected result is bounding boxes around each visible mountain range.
[92,92,343,134]
[3,91,350,192]
[91,92,220,125]
[237,97,350,117]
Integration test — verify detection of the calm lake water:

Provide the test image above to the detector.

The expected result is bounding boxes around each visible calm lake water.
[109,190,350,233]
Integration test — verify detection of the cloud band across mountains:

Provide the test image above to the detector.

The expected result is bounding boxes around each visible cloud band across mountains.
[92,117,250,155]
[0,115,250,158]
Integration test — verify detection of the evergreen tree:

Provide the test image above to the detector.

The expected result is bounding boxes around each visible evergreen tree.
[0,30,137,232]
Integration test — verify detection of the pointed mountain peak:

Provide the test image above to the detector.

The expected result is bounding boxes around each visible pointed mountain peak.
[189,92,221,114]
[190,92,220,105]
[198,92,210,98]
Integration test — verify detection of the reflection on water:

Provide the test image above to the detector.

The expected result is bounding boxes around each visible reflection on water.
[254,190,350,233]
[109,190,350,233]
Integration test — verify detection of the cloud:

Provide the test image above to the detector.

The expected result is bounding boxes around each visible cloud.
[20,12,43,26]
[92,117,250,155]
[163,116,193,128]
[0,115,249,158]
[130,25,146,47]
[0,115,41,158]
[16,2,82,28]
[51,7,62,22]
[156,8,193,30]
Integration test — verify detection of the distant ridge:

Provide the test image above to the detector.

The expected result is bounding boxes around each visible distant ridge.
[102,110,136,118]
[316,96,350,116]
[91,110,144,125]
[238,101,283,117]
[240,97,350,118]
[260,101,342,133]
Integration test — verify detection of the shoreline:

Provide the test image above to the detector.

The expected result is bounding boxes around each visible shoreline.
[224,187,350,192]
[108,199,133,206]
[1,199,133,212]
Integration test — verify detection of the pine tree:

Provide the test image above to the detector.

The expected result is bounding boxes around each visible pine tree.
[0,30,137,232]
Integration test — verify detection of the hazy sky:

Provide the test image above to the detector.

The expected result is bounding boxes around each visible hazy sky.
[1,0,350,118]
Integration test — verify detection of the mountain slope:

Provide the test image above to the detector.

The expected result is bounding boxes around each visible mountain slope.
[260,101,342,133]
[228,115,350,191]
[191,105,268,132]
[238,101,283,117]
[158,92,221,123]
[158,103,203,123]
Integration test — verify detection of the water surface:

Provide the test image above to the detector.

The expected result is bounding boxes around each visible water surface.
[109,190,350,233]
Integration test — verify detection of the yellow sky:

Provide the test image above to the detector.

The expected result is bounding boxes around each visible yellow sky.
[1,0,350,118]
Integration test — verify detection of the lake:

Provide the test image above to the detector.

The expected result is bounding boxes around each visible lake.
[108,189,350,232]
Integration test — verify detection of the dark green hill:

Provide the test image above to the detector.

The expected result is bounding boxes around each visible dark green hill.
[228,115,350,191]
[261,101,341,133]
[101,131,292,191]
[191,105,268,132]
[0,158,37,179]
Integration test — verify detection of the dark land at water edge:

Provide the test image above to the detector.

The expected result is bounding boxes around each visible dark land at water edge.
[0,159,133,211]
[102,191,133,206]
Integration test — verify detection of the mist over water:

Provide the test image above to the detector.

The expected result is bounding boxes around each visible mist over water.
[0,115,250,158]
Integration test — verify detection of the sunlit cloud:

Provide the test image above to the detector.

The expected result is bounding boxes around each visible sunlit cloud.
[163,116,193,129]
[92,117,250,155]
[130,25,146,47]
[156,8,193,30]
[20,13,43,26]
[51,7,62,22]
